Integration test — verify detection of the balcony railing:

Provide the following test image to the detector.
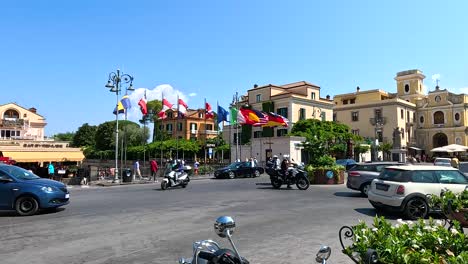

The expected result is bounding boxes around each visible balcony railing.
[369,117,386,126]
[0,118,25,128]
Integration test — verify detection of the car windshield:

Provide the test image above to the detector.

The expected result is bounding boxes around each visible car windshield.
[435,159,450,164]
[0,166,41,180]
[378,168,408,182]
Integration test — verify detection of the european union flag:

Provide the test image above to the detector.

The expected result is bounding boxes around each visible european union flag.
[217,105,229,123]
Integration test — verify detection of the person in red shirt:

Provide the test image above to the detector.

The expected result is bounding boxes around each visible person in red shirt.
[150,159,158,182]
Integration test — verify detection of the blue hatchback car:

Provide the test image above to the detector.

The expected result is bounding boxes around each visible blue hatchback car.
[0,164,70,216]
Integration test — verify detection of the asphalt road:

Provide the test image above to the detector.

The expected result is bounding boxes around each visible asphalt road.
[0,176,404,264]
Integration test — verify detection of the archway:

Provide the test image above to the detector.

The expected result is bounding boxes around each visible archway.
[433,133,448,148]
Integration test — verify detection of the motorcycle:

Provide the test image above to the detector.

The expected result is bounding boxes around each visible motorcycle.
[178,216,332,264]
[266,163,310,190]
[161,165,191,190]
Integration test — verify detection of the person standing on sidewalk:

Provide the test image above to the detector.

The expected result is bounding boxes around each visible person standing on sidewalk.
[150,159,158,182]
[194,160,200,175]
[48,162,55,180]
[134,160,142,180]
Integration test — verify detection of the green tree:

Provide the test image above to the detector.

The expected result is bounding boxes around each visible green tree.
[94,120,142,151]
[290,119,359,165]
[53,132,75,142]
[72,123,97,147]
[378,142,393,161]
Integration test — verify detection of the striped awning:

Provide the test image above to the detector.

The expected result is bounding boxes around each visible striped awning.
[2,151,85,162]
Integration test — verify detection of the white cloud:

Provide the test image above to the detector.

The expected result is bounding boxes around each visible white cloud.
[432,73,441,83]
[189,92,197,97]
[123,84,189,123]
[457,87,468,94]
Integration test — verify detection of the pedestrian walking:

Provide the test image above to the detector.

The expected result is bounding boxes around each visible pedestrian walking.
[150,159,158,182]
[48,162,55,180]
[134,160,142,180]
[194,160,200,175]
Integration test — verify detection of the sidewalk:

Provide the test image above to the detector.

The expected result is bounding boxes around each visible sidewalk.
[74,174,215,188]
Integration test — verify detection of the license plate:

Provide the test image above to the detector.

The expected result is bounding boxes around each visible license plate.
[65,194,70,199]
[375,183,389,191]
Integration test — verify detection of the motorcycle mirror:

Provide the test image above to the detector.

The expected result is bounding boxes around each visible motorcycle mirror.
[214,216,235,238]
[315,245,331,262]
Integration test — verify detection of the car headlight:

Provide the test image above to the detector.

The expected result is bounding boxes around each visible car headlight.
[41,186,54,193]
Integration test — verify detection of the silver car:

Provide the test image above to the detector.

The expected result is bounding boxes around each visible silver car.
[346,162,403,196]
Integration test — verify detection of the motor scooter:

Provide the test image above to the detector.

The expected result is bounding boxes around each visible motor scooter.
[161,165,190,190]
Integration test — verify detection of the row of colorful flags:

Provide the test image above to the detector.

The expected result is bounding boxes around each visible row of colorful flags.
[113,95,288,127]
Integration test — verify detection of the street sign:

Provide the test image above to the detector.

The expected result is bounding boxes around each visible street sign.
[206,143,215,147]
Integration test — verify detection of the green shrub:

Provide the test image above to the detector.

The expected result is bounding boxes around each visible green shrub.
[199,165,215,175]
[343,216,468,263]
[306,164,345,182]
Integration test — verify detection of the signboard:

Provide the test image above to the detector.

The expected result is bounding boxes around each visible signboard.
[206,143,215,147]
[326,170,334,179]
[208,148,213,159]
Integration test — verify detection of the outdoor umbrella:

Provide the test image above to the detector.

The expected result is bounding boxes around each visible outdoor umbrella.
[443,144,468,151]
[430,147,454,153]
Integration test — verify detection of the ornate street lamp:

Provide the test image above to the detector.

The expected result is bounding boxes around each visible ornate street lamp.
[105,69,134,183]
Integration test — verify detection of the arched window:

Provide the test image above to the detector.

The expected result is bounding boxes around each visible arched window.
[404,84,410,93]
[434,111,444,124]
[3,109,19,119]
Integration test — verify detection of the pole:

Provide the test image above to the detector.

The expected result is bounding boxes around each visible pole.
[235,91,239,161]
[204,98,207,165]
[176,95,179,160]
[114,70,120,183]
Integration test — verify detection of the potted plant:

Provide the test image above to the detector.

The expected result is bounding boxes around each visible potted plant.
[430,189,468,227]
[341,216,468,263]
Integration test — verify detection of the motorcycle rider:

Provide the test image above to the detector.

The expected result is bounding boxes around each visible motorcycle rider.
[280,157,292,188]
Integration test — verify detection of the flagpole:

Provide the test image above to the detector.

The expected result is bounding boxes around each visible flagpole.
[143,89,147,169]
[235,91,239,162]
[204,98,207,165]
[176,95,179,160]
[160,92,164,172]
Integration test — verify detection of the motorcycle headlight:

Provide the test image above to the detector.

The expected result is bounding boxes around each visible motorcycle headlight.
[41,186,54,193]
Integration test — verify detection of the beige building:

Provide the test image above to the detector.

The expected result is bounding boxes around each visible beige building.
[158,108,217,141]
[0,103,84,164]
[334,69,468,160]
[224,81,335,163]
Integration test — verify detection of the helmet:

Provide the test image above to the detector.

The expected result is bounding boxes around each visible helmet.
[273,155,278,158]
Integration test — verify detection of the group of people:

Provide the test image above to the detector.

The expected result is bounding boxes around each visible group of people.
[132,159,160,182]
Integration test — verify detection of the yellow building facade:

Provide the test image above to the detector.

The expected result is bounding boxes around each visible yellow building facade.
[0,103,84,164]
[334,69,468,157]
[224,81,335,163]
[158,109,217,141]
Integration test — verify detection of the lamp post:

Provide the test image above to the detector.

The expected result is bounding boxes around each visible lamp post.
[105,69,134,183]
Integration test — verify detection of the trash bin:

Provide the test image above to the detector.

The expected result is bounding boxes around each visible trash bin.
[122,168,133,183]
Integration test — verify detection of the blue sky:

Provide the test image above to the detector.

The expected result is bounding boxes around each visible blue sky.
[2,0,468,136]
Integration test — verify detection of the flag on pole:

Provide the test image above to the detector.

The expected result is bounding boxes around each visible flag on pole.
[113,101,125,115]
[178,98,188,118]
[121,95,131,110]
[217,105,229,123]
[205,101,214,119]
[158,98,173,119]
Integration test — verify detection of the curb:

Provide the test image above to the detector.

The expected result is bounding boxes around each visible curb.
[69,175,215,188]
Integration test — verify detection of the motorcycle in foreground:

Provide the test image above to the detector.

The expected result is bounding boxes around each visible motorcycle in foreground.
[161,165,191,190]
[266,163,310,190]
[178,216,332,264]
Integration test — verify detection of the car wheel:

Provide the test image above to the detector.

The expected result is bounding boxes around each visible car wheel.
[253,170,260,177]
[405,197,429,220]
[360,183,371,197]
[15,196,39,216]
[369,200,384,211]
[228,171,235,179]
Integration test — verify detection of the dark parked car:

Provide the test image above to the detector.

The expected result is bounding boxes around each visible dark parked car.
[346,162,404,197]
[0,164,70,216]
[214,162,264,179]
[336,159,357,171]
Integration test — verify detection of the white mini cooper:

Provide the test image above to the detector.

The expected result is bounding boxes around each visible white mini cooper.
[368,165,468,220]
